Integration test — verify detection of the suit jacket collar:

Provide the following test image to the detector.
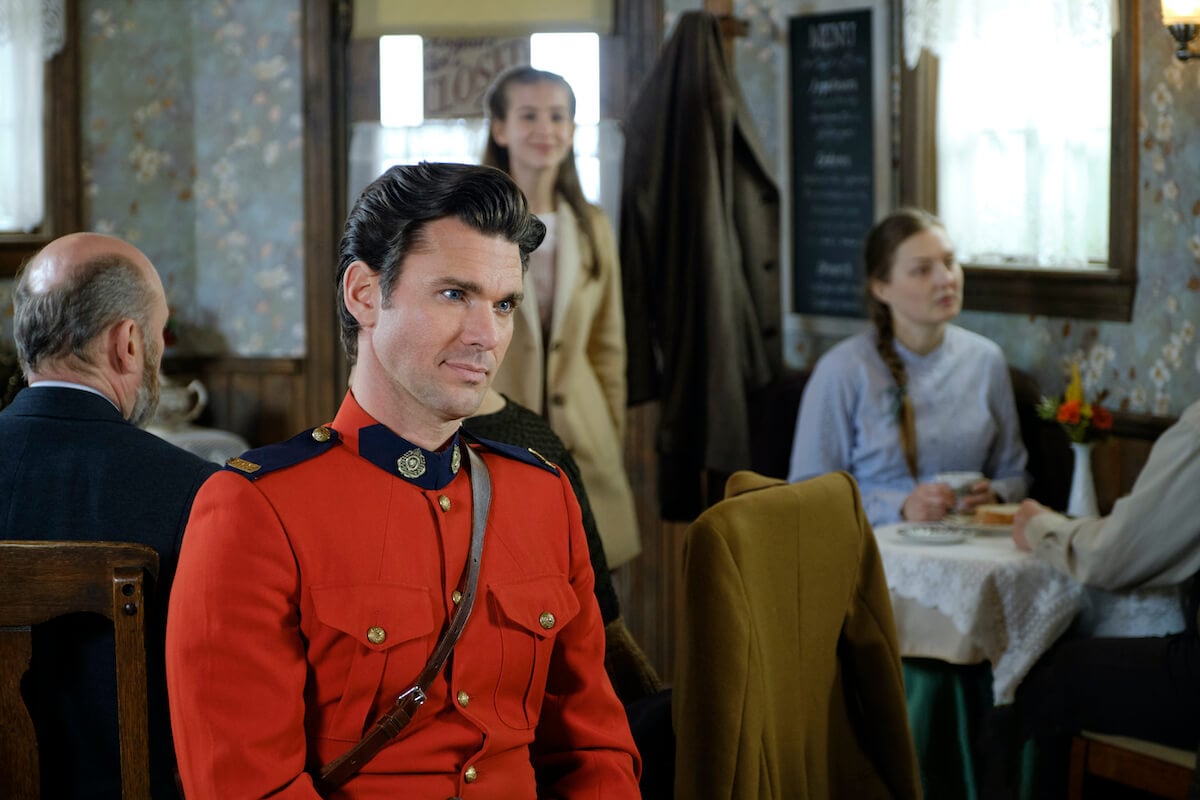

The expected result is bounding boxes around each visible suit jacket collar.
[3,385,127,424]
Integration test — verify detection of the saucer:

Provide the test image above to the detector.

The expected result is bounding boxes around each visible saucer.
[897,525,968,545]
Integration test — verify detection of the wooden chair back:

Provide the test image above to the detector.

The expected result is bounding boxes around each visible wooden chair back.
[1069,731,1198,799]
[0,541,159,800]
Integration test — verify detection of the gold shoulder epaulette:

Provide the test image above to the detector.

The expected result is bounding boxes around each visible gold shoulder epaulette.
[226,457,262,473]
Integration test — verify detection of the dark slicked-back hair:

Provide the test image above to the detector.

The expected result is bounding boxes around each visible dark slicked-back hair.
[13,253,156,377]
[336,162,546,363]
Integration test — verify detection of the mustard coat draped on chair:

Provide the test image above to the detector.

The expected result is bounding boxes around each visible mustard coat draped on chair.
[674,470,920,799]
[490,200,641,568]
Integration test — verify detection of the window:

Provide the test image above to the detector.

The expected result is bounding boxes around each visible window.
[352,32,607,204]
[900,0,1139,320]
[0,0,79,276]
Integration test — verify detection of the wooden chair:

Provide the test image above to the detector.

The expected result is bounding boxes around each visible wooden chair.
[1068,731,1198,799]
[0,541,159,800]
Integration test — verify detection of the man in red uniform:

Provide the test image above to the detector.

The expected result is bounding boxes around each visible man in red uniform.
[166,163,641,798]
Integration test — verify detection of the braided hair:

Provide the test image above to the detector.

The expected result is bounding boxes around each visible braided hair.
[863,207,946,478]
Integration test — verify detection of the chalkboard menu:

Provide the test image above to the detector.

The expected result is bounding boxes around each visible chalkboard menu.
[790,9,875,318]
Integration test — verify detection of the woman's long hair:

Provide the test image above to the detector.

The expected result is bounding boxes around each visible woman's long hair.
[863,207,946,478]
[482,65,597,272]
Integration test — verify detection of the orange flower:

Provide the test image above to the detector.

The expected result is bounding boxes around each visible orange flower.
[1057,399,1082,424]
[1091,405,1113,431]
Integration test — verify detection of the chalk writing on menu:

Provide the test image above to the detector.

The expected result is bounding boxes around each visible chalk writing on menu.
[790,10,874,318]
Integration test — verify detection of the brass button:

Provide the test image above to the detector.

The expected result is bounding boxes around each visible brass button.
[464,765,478,783]
[457,690,470,707]
[451,590,463,605]
[438,495,451,512]
[366,626,386,645]
[311,426,331,442]
[539,611,556,630]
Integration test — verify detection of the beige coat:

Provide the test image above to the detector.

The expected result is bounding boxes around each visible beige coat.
[491,201,641,567]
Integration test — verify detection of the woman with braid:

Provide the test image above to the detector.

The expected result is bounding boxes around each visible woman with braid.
[787,207,1027,527]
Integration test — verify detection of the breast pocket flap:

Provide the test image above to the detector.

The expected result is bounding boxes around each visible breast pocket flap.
[490,576,580,640]
[310,583,435,652]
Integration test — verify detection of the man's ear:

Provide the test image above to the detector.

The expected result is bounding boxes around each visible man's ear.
[343,260,380,328]
[106,318,140,375]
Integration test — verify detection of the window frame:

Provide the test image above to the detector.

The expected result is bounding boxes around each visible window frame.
[0,0,81,277]
[898,0,1139,321]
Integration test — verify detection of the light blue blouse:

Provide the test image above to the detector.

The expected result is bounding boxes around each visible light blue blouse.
[787,326,1028,527]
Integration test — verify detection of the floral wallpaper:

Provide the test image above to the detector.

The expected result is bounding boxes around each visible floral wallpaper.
[670,0,1200,420]
[79,0,304,357]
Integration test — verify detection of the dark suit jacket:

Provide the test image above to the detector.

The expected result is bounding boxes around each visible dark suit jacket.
[0,386,218,799]
[620,11,784,521]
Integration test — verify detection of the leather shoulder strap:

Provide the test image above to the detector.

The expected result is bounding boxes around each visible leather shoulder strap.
[313,447,490,794]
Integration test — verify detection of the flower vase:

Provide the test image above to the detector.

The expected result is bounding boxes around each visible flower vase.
[1067,441,1099,518]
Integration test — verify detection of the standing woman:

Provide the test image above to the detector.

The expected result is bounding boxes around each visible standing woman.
[788,207,1028,527]
[482,66,640,567]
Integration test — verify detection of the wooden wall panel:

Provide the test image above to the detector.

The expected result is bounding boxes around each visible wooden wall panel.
[618,402,688,685]
[163,357,309,449]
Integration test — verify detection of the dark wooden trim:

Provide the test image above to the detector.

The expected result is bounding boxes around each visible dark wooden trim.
[0,0,82,276]
[348,37,381,123]
[1109,410,1173,441]
[899,0,1139,322]
[162,356,304,375]
[962,265,1134,321]
[602,0,663,122]
[302,0,350,423]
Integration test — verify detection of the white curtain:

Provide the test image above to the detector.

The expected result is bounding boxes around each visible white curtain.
[0,0,65,232]
[904,0,1116,267]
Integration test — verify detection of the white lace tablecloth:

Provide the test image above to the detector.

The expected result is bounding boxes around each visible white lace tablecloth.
[876,523,1185,705]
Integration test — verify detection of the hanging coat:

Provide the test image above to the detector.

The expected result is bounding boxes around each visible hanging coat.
[620,10,784,521]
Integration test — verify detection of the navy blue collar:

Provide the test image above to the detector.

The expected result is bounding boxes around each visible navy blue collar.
[357,424,464,490]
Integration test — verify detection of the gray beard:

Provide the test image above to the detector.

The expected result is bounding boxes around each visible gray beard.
[128,364,160,428]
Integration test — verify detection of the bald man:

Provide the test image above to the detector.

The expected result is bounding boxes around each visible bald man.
[2,233,218,798]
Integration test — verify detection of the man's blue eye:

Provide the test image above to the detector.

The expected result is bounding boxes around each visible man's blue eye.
[443,289,464,301]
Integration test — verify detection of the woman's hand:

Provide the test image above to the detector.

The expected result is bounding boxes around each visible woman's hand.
[902,482,958,521]
[956,479,997,514]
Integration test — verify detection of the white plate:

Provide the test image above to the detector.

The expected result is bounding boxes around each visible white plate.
[896,525,968,545]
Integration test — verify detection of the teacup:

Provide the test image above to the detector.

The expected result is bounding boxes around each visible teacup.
[934,471,985,497]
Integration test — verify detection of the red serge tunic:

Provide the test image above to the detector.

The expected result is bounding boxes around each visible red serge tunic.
[166,392,640,799]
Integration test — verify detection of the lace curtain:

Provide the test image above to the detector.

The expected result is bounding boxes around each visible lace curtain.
[0,0,64,231]
[904,0,1118,267]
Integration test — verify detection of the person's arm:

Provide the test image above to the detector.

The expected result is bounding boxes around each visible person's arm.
[1021,409,1200,589]
[586,209,629,440]
[530,470,641,797]
[788,354,910,526]
[167,473,318,798]
[787,358,855,485]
